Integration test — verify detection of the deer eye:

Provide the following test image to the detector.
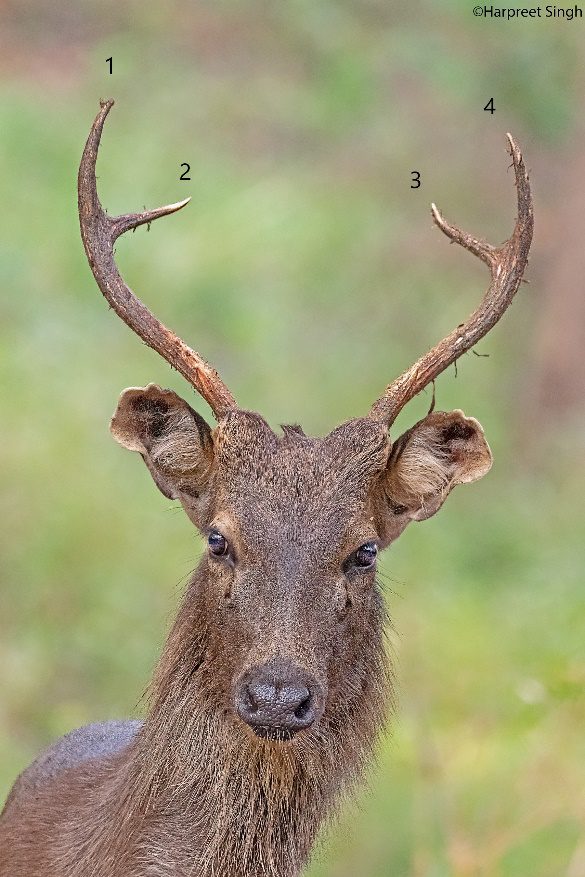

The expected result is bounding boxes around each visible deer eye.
[350,541,378,570]
[208,531,229,557]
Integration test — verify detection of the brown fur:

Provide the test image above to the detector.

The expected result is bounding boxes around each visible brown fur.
[0,390,491,877]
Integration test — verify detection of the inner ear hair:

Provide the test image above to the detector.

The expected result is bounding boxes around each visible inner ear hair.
[388,428,451,502]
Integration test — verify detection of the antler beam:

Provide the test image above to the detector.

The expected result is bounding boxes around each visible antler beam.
[369,134,533,427]
[78,99,237,420]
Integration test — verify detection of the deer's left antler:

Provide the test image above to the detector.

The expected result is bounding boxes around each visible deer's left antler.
[369,134,533,427]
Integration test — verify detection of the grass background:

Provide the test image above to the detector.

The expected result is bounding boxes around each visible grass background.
[1,3,584,875]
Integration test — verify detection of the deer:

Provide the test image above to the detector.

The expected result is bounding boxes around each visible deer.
[0,99,533,877]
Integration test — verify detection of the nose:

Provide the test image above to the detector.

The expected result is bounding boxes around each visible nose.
[235,658,324,739]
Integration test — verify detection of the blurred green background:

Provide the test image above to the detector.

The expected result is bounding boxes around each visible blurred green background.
[1,2,584,875]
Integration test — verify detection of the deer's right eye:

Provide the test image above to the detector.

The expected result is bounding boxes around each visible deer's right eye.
[208,531,229,557]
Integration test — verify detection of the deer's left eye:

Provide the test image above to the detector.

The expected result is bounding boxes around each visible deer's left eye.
[346,541,378,571]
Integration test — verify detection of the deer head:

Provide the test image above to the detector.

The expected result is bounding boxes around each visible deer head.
[78,100,532,747]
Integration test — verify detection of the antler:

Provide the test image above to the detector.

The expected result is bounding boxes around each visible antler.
[369,134,533,427]
[78,99,237,420]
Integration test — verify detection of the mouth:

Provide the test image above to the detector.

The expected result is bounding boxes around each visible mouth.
[251,726,297,742]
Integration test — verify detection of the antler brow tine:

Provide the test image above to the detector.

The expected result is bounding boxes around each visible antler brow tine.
[78,99,237,420]
[369,133,534,427]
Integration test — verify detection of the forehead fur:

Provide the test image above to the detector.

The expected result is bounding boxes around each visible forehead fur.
[213,411,389,523]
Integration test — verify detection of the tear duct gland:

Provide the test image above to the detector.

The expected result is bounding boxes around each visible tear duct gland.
[0,100,533,877]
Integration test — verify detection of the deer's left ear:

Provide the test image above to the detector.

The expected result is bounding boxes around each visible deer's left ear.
[374,410,492,542]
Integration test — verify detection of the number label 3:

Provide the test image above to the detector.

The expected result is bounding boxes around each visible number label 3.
[410,170,421,189]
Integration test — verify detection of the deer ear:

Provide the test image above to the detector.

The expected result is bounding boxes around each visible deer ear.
[376,410,492,538]
[110,384,214,502]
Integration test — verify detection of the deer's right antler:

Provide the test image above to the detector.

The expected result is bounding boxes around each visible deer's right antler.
[368,134,533,427]
[78,99,237,421]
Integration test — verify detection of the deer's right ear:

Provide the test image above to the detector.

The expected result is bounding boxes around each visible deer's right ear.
[110,384,214,504]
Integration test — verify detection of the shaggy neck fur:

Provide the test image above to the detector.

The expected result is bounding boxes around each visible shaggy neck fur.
[85,573,392,877]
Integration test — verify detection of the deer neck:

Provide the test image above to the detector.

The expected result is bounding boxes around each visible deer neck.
[93,580,390,877]
[124,729,329,877]
[114,658,333,876]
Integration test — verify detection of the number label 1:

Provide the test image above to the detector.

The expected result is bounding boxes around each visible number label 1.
[106,57,112,74]
[180,163,191,181]
[410,170,421,189]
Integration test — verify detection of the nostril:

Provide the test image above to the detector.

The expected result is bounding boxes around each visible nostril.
[293,689,312,721]
[244,685,258,714]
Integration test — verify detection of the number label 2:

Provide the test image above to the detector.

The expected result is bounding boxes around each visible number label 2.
[180,163,191,181]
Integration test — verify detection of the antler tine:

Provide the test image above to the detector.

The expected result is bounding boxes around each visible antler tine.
[369,133,533,427]
[78,99,237,420]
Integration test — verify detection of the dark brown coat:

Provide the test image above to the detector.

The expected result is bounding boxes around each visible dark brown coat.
[0,401,491,877]
[0,101,532,877]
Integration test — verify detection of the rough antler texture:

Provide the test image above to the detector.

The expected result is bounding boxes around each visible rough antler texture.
[369,134,534,426]
[78,98,237,420]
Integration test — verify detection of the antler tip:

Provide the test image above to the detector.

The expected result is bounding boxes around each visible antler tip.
[505,132,523,166]
[430,202,452,237]
[168,196,192,213]
[97,98,115,121]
